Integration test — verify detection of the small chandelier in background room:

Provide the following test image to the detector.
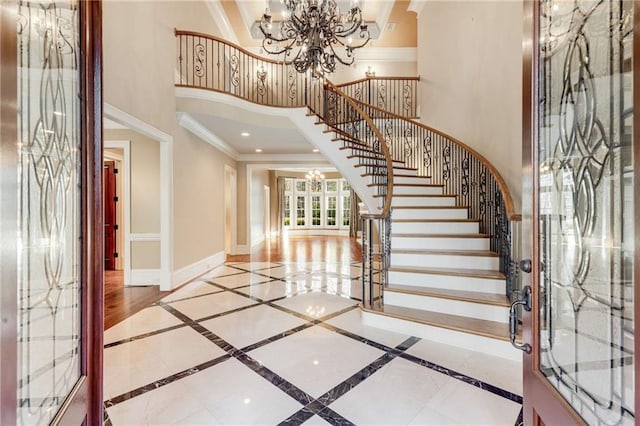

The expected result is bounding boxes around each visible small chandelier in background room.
[306,169,325,182]
[259,0,371,75]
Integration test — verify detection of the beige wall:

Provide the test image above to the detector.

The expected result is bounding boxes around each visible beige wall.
[105,129,161,270]
[103,1,221,134]
[173,126,237,269]
[330,61,417,85]
[417,1,523,209]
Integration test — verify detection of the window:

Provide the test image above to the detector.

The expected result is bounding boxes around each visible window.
[311,195,321,226]
[342,195,350,226]
[284,195,291,226]
[296,196,306,226]
[281,177,352,230]
[326,196,337,226]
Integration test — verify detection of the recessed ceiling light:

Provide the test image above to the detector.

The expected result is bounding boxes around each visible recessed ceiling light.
[312,148,319,153]
[255,148,263,153]
[241,132,250,137]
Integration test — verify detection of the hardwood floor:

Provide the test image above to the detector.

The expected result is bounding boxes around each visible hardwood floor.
[104,270,169,330]
[226,235,362,263]
[105,236,361,329]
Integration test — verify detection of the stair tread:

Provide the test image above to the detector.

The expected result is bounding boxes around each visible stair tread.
[392,233,491,238]
[393,248,499,257]
[347,154,403,164]
[394,173,428,177]
[386,284,510,307]
[368,304,510,341]
[389,265,506,280]
[355,164,417,170]
[368,183,444,188]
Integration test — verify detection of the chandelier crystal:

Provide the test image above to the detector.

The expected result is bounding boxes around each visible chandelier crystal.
[259,0,371,75]
[306,169,325,182]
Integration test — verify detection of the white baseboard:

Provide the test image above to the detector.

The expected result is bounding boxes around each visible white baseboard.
[285,229,349,236]
[172,250,226,289]
[130,269,161,286]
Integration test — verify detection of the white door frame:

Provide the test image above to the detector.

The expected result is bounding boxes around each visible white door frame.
[224,165,238,255]
[104,103,174,290]
[104,140,130,278]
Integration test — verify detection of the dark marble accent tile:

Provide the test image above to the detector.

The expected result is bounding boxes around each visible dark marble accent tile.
[277,407,316,426]
[104,323,188,349]
[395,336,421,351]
[240,323,315,353]
[304,399,326,413]
[316,407,356,426]
[104,353,232,406]
[194,300,265,323]
[317,304,359,322]
[319,323,394,353]
[103,403,114,426]
[515,407,523,426]
[161,287,225,304]
[399,352,523,404]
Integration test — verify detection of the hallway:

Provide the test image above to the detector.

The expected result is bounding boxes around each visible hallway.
[103,237,523,425]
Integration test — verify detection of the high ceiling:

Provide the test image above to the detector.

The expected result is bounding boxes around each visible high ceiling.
[217,0,417,49]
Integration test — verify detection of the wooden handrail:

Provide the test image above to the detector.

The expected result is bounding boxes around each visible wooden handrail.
[336,76,421,87]
[347,97,519,220]
[324,79,394,218]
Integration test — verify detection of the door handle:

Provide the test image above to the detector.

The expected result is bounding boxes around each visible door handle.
[509,285,532,353]
[519,259,532,273]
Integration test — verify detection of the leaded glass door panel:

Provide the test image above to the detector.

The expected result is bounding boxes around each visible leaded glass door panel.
[0,1,102,424]
[523,0,637,424]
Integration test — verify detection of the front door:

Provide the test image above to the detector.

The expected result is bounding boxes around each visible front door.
[0,1,103,424]
[522,0,636,424]
[104,160,118,270]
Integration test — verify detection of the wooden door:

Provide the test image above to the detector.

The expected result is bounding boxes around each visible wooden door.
[522,0,637,424]
[0,1,103,424]
[104,160,118,270]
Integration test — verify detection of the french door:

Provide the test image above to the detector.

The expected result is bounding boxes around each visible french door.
[522,0,637,424]
[0,1,102,424]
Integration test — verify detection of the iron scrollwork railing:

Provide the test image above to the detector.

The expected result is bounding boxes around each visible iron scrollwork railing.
[175,29,396,308]
[346,98,522,300]
[336,77,420,119]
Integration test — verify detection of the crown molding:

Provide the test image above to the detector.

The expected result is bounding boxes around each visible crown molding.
[377,1,395,34]
[205,0,239,45]
[237,153,327,162]
[103,103,172,143]
[407,0,427,16]
[177,112,240,160]
[245,46,417,63]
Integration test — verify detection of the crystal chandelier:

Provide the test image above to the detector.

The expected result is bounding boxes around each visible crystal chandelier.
[306,169,325,182]
[259,0,371,75]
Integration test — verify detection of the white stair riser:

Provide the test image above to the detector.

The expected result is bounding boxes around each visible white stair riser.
[391,237,490,251]
[392,208,469,220]
[392,221,480,234]
[393,186,443,196]
[394,168,418,176]
[394,176,432,185]
[361,309,521,361]
[390,253,500,270]
[384,291,509,323]
[388,270,505,294]
[391,197,457,207]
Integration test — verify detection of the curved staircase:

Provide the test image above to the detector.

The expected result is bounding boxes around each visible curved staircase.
[174,30,522,361]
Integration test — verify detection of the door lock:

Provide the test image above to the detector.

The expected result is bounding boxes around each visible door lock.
[509,285,532,353]
[519,259,532,274]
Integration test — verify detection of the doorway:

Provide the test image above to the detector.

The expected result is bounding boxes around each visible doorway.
[264,185,271,239]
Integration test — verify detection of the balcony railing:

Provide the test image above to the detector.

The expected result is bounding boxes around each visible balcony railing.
[174,29,521,305]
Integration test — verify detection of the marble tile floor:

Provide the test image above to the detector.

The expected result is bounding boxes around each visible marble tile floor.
[104,261,523,425]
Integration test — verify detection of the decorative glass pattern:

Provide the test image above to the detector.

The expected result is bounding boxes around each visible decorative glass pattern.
[537,0,634,424]
[16,1,82,424]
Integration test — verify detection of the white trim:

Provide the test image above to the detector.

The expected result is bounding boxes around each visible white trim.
[377,1,395,36]
[104,140,132,284]
[104,117,128,130]
[129,233,161,241]
[407,0,427,16]
[224,165,238,255]
[235,1,255,35]
[205,0,239,44]
[177,112,240,160]
[172,251,226,288]
[130,269,160,286]
[104,103,174,290]
[237,153,326,162]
